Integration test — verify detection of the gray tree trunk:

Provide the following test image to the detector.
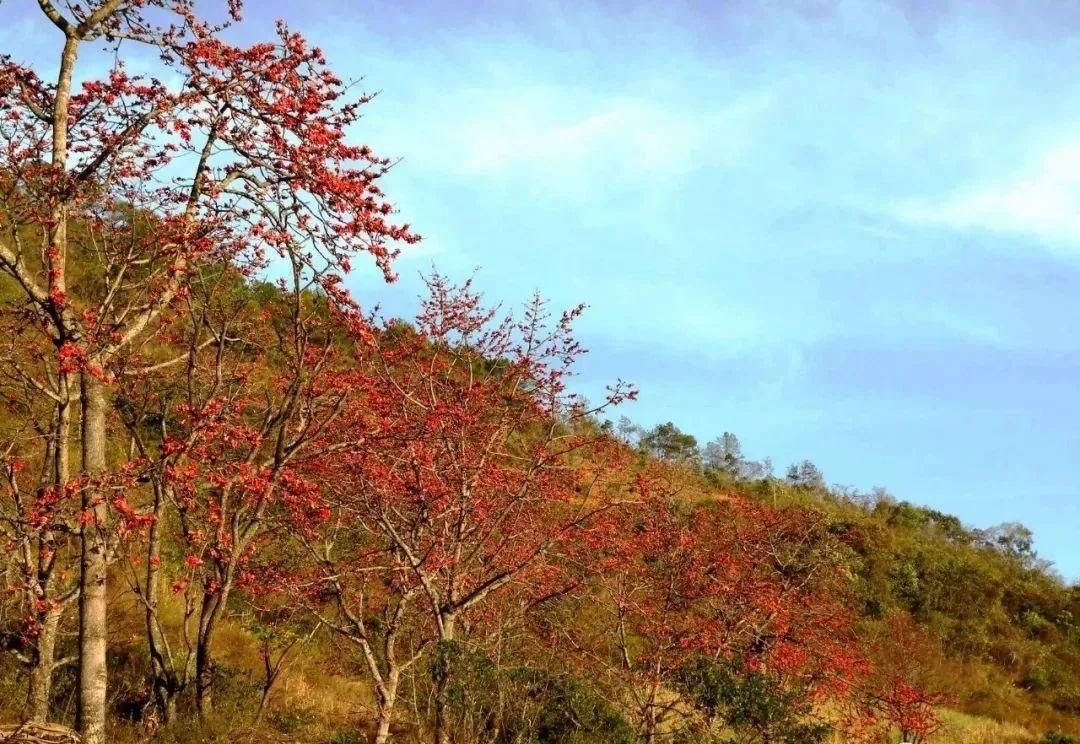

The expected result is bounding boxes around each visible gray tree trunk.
[433,614,456,744]
[373,669,401,744]
[77,372,109,744]
[145,482,182,725]
[195,574,234,718]
[26,608,62,723]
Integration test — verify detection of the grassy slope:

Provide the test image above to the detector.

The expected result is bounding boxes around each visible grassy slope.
[3,471,1078,742]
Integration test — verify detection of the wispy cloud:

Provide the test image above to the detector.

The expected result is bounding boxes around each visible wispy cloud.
[455,98,704,179]
[364,85,776,203]
[894,139,1080,248]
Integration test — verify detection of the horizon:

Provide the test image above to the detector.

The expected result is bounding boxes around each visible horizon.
[2,0,1077,579]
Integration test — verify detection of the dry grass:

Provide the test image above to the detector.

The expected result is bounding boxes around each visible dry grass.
[2,570,1074,742]
[934,708,1039,743]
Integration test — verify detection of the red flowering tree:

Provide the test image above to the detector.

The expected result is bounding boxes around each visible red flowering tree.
[876,677,946,744]
[0,316,81,723]
[114,277,387,721]
[0,446,80,724]
[1,1,416,738]
[575,495,870,741]
[294,274,636,743]
[851,612,947,744]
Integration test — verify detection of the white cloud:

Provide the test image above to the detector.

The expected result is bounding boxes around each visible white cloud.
[895,140,1080,247]
[587,276,770,350]
[460,101,699,176]
[366,82,775,203]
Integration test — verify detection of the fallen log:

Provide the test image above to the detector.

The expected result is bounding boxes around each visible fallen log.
[0,723,79,744]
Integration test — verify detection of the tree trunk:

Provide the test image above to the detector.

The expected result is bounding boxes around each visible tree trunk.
[26,608,62,723]
[433,674,451,744]
[373,669,400,744]
[195,575,233,718]
[433,614,455,744]
[373,706,395,744]
[149,642,180,725]
[194,594,219,718]
[27,395,71,724]
[156,691,177,728]
[145,482,181,725]
[77,372,109,744]
[641,677,662,743]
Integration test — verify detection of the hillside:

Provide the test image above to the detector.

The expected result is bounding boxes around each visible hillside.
[0,261,1077,742]
[3,418,1078,743]
[0,1,1078,742]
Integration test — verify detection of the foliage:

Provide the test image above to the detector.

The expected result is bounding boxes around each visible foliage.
[675,657,831,743]
[0,2,1077,744]
[639,422,701,469]
[430,642,636,744]
[1043,732,1080,744]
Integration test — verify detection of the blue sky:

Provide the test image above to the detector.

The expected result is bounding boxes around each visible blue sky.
[3,1,1079,577]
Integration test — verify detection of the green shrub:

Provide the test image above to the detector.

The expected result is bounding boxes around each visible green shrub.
[1041,731,1079,744]
[327,733,364,744]
[432,641,634,743]
[268,708,316,734]
[675,657,830,744]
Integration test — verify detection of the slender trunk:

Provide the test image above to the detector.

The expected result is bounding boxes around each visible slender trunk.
[47,27,112,744]
[373,674,399,744]
[433,614,455,744]
[77,372,109,744]
[371,664,401,744]
[54,374,71,496]
[256,676,273,724]
[195,574,233,717]
[145,482,181,724]
[26,394,72,723]
[195,593,219,718]
[642,677,661,743]
[26,608,62,723]
[157,694,177,729]
[374,712,394,744]
[433,674,451,744]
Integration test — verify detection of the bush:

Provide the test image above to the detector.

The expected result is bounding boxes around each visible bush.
[268,708,316,734]
[432,642,634,743]
[675,657,830,744]
[327,733,363,744]
[1022,666,1053,692]
[1041,732,1079,744]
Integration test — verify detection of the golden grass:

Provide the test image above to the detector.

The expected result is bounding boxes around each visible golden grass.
[934,708,1039,743]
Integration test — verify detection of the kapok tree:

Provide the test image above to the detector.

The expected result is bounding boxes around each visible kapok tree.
[710,501,872,741]
[0,441,77,725]
[873,677,945,744]
[578,496,870,742]
[114,275,394,721]
[282,481,433,744]
[580,494,735,740]
[299,274,636,744]
[0,308,82,722]
[850,611,946,744]
[1,2,416,738]
[0,293,154,721]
